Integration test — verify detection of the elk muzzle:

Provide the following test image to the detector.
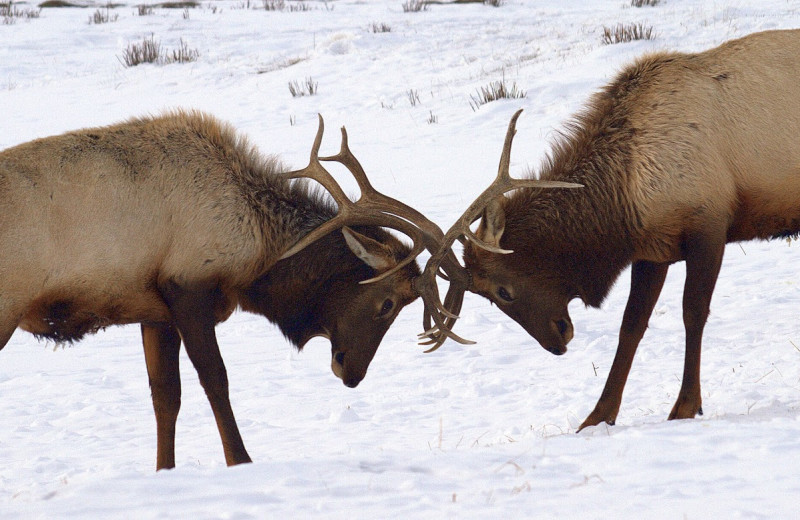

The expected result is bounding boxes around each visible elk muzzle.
[331,349,366,388]
[549,317,574,355]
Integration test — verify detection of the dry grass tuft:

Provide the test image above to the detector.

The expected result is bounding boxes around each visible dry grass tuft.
[602,23,655,44]
[89,5,118,24]
[402,0,427,13]
[469,78,525,111]
[370,21,391,33]
[2,1,41,23]
[120,35,161,67]
[288,77,318,97]
[119,35,200,67]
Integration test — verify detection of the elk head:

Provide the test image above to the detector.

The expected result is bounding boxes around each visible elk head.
[277,115,473,386]
[417,109,582,354]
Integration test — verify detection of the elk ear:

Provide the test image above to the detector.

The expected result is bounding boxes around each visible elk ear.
[476,197,506,248]
[342,227,394,272]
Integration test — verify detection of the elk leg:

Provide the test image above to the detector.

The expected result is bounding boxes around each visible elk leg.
[669,232,725,420]
[578,261,668,432]
[141,322,182,471]
[161,283,252,466]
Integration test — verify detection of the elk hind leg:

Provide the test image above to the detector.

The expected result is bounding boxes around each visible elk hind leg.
[142,322,182,471]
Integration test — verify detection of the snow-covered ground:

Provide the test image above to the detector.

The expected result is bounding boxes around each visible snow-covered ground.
[2,0,800,518]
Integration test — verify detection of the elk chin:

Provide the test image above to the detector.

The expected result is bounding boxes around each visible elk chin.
[331,351,344,380]
[330,350,365,388]
[522,316,573,356]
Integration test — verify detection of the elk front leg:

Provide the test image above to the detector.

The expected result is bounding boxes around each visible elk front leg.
[578,261,668,432]
[141,322,182,471]
[669,232,725,420]
[161,283,252,466]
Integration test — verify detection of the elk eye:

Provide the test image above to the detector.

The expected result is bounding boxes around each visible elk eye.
[377,299,394,318]
[498,287,514,302]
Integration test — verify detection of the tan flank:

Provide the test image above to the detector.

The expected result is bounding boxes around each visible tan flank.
[434,29,800,430]
[0,111,432,469]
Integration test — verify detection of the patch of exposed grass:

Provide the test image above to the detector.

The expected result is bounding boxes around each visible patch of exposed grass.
[370,21,391,33]
[631,0,659,6]
[89,5,118,23]
[601,23,655,44]
[407,89,421,107]
[469,78,525,111]
[119,35,199,67]
[262,0,311,11]
[402,0,427,13]
[163,38,199,64]
[288,77,318,97]
[120,34,161,67]
[2,1,41,22]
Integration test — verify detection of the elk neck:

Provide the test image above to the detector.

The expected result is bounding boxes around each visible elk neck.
[501,92,645,307]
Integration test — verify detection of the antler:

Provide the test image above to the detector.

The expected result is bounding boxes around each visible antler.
[417,109,583,351]
[280,115,476,346]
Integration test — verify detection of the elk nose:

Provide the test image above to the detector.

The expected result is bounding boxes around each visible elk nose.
[557,318,573,342]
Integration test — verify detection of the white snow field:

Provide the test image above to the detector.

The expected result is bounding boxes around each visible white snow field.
[2,0,800,518]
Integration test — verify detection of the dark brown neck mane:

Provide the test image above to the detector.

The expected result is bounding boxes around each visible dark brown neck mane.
[239,189,418,347]
[501,82,646,307]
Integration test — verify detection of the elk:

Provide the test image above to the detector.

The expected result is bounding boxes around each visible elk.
[0,111,463,470]
[420,29,800,430]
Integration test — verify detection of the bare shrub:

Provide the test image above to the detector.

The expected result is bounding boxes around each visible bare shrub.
[288,77,318,97]
[89,5,119,24]
[602,23,655,44]
[407,89,421,107]
[402,0,427,13]
[484,0,504,6]
[427,111,438,124]
[164,38,199,64]
[120,35,199,67]
[469,78,526,111]
[262,0,310,11]
[2,1,41,22]
[370,21,391,33]
[120,35,161,67]
[137,4,154,14]
[631,0,659,6]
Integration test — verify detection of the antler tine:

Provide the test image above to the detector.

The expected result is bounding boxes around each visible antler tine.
[283,114,350,202]
[319,126,379,199]
[415,109,584,349]
[445,109,582,255]
[279,115,466,321]
[418,277,470,351]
